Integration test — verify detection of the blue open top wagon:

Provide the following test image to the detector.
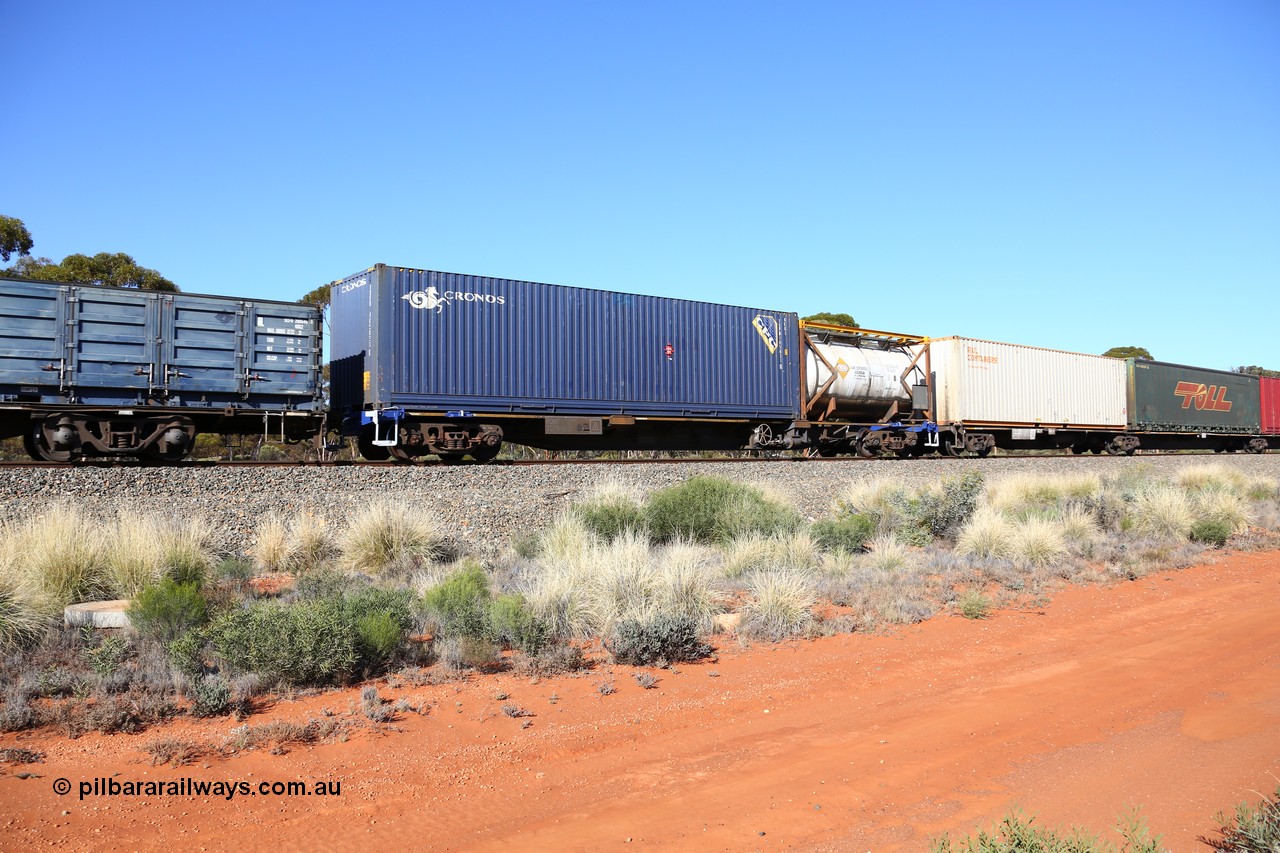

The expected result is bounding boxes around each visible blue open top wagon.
[0,276,324,461]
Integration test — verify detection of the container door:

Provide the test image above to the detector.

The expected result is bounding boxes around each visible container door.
[244,305,320,398]
[68,287,159,395]
[160,295,244,397]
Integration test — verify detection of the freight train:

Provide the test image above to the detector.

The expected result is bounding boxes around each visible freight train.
[2,267,1277,463]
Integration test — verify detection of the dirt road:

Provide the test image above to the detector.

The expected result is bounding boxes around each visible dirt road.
[3,551,1278,851]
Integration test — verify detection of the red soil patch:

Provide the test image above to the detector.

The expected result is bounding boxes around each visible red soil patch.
[2,551,1278,852]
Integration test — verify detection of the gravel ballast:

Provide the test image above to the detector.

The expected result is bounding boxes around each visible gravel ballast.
[2,455,1279,560]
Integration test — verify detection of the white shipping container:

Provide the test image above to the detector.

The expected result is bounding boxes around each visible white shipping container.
[921,337,1127,428]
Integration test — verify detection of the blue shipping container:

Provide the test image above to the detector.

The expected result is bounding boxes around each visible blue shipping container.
[330,265,801,420]
[0,276,323,410]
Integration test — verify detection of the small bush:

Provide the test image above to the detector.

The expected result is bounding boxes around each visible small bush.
[501,702,533,718]
[129,579,209,644]
[609,614,710,666]
[741,570,815,641]
[356,611,405,666]
[0,574,45,652]
[214,557,254,585]
[572,483,647,542]
[958,589,991,620]
[1190,518,1233,547]
[15,508,110,612]
[865,535,910,573]
[143,737,207,767]
[811,514,877,553]
[338,503,447,575]
[84,635,131,678]
[0,746,44,763]
[956,509,1016,560]
[422,563,491,640]
[252,515,291,574]
[190,674,231,717]
[645,476,799,544]
[513,644,586,677]
[167,629,205,678]
[1206,785,1280,853]
[895,471,986,543]
[489,593,550,655]
[1129,486,1193,540]
[1011,518,1068,568]
[932,806,1161,852]
[633,672,659,689]
[208,598,360,686]
[361,686,393,722]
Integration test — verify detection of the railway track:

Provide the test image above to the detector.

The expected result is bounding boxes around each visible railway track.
[0,450,1233,470]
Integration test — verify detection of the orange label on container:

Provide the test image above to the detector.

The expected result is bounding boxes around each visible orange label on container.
[1174,381,1232,412]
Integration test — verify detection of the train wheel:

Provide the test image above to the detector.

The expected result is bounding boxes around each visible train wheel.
[388,446,419,464]
[469,443,501,462]
[25,424,76,463]
[357,432,392,461]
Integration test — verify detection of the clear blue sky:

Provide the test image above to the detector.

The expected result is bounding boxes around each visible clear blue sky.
[6,1,1278,369]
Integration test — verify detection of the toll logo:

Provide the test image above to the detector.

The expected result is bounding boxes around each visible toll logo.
[753,316,779,354]
[403,287,506,313]
[1174,381,1233,412]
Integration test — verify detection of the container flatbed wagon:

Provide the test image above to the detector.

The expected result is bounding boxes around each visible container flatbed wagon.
[0,276,324,461]
[1125,359,1267,453]
[329,264,805,461]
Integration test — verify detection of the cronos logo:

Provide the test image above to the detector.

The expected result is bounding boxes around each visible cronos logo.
[402,286,507,313]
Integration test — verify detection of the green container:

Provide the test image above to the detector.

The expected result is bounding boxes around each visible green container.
[1127,359,1260,433]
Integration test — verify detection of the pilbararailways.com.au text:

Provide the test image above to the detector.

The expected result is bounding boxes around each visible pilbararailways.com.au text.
[57,777,341,801]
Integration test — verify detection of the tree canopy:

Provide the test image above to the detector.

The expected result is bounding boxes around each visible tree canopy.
[1235,365,1280,378]
[0,216,34,262]
[802,311,859,328]
[10,252,177,291]
[1102,346,1153,360]
[299,282,332,308]
[0,215,178,291]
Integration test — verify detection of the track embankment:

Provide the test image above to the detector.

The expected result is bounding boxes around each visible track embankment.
[3,549,1278,852]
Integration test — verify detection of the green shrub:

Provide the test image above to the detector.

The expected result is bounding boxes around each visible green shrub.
[932,807,1161,852]
[645,476,799,544]
[83,635,131,678]
[356,612,404,666]
[573,498,647,542]
[895,471,985,543]
[489,593,550,655]
[958,589,991,620]
[208,598,359,686]
[422,563,491,640]
[214,557,254,585]
[1207,785,1280,853]
[190,675,231,717]
[1190,518,1233,547]
[811,514,877,552]
[167,629,205,678]
[609,614,710,666]
[129,579,209,644]
[293,568,365,601]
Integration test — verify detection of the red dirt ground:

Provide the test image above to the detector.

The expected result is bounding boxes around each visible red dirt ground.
[2,551,1278,852]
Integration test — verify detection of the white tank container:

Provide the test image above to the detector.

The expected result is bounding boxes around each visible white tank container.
[922,337,1127,427]
[804,342,915,416]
